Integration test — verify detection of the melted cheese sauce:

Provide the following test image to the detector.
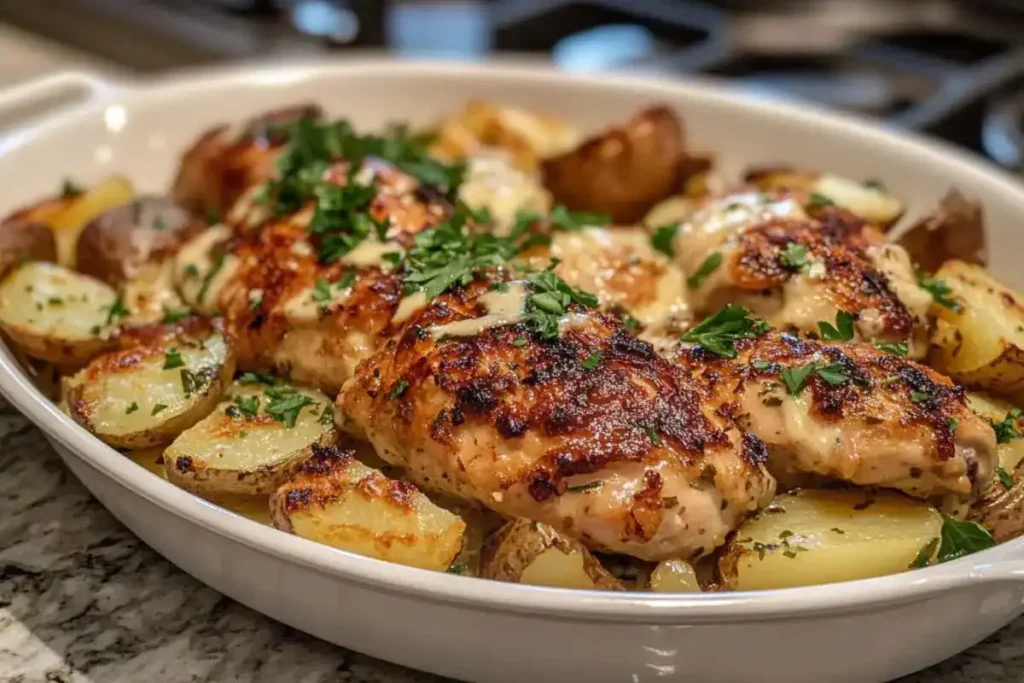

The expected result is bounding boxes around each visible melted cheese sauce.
[459,152,550,232]
[340,240,403,269]
[393,290,429,325]
[430,282,527,338]
[226,185,273,231]
[174,225,240,313]
[282,279,355,325]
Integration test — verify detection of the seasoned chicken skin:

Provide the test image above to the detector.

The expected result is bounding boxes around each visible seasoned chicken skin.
[672,190,932,356]
[183,159,451,393]
[672,332,997,503]
[339,275,775,561]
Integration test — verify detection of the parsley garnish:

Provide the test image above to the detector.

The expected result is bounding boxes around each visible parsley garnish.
[991,409,1022,444]
[61,178,84,198]
[319,403,335,426]
[387,378,409,400]
[521,263,599,340]
[917,272,961,311]
[566,481,603,492]
[103,296,130,325]
[511,337,528,347]
[336,268,358,290]
[125,402,139,415]
[996,465,1014,489]
[651,224,677,258]
[163,348,185,370]
[151,403,168,415]
[909,390,932,404]
[312,279,332,305]
[910,538,938,568]
[239,371,277,386]
[687,252,722,290]
[447,562,467,575]
[621,313,641,334]
[937,515,995,563]
[232,395,260,420]
[205,207,221,225]
[548,204,610,231]
[781,361,849,395]
[779,243,807,270]
[818,311,855,341]
[162,307,190,324]
[183,263,200,278]
[180,367,212,398]
[581,351,601,371]
[808,192,835,207]
[680,305,770,358]
[948,417,960,433]
[248,290,263,310]
[876,341,908,357]
[645,425,661,446]
[263,385,314,428]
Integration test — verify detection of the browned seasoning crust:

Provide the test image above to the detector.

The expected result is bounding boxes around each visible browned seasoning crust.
[340,275,776,561]
[672,332,997,501]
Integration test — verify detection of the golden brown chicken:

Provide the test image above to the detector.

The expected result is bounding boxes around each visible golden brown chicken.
[671,330,997,504]
[339,273,775,561]
[670,189,932,356]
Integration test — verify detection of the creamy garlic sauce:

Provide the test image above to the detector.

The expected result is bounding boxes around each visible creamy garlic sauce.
[458,152,550,233]
[282,280,355,325]
[866,244,931,321]
[392,290,429,325]
[813,174,903,225]
[174,225,240,313]
[340,240,403,269]
[430,282,527,338]
[226,185,273,230]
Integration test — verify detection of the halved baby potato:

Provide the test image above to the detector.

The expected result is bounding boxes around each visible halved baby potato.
[270,444,465,572]
[479,519,623,590]
[967,392,1024,472]
[165,379,336,496]
[173,224,239,314]
[745,167,905,229]
[928,260,1024,397]
[650,559,701,593]
[717,489,942,591]
[0,261,119,363]
[63,319,234,449]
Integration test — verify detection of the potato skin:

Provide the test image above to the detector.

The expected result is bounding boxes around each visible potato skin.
[479,519,623,590]
[969,462,1024,543]
[928,260,1024,397]
[542,105,688,224]
[0,219,56,279]
[898,189,985,274]
[76,195,204,287]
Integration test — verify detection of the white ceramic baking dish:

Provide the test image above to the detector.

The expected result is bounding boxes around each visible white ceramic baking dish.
[2,59,1024,683]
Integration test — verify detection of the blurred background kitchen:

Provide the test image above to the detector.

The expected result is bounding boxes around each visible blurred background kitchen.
[1,0,1023,171]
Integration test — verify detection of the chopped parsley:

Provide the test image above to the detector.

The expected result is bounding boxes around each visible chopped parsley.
[948,417,960,433]
[125,402,139,415]
[651,224,678,258]
[248,290,263,310]
[232,395,260,420]
[447,562,467,575]
[521,263,599,340]
[581,351,601,371]
[620,312,641,334]
[103,296,131,325]
[808,192,835,207]
[781,361,850,395]
[566,480,603,493]
[61,178,84,198]
[388,378,410,400]
[680,305,770,358]
[909,390,932,405]
[917,272,961,311]
[645,425,661,446]
[991,409,1022,444]
[511,337,528,347]
[312,279,332,305]
[239,371,278,386]
[548,204,610,231]
[937,515,995,563]
[263,385,314,428]
[910,538,938,568]
[687,252,722,290]
[205,207,221,225]
[151,403,168,415]
[183,263,200,278]
[319,403,335,426]
[876,341,908,357]
[180,367,212,398]
[817,311,855,342]
[996,465,1014,489]
[778,243,808,270]
[163,348,185,370]
[162,307,191,324]
[336,268,358,290]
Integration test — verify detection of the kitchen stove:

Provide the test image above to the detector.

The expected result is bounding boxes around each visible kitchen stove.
[1,0,1023,169]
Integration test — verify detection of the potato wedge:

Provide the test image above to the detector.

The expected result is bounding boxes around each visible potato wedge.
[76,195,204,287]
[479,519,623,590]
[63,319,234,449]
[928,260,1024,396]
[967,392,1024,471]
[717,489,942,591]
[745,167,904,229]
[542,105,687,225]
[270,444,465,571]
[0,261,118,363]
[165,379,335,496]
[650,559,701,593]
[897,189,985,273]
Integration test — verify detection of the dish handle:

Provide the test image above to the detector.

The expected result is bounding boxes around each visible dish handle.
[0,71,121,132]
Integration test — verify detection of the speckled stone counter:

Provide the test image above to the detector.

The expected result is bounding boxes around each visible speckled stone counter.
[2,398,1023,683]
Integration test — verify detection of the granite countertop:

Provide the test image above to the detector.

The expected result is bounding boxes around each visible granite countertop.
[0,398,1022,683]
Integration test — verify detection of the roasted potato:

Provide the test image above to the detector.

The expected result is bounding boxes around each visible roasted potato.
[0,261,119,363]
[967,392,1024,471]
[0,218,56,280]
[969,459,1024,543]
[897,189,985,273]
[172,104,321,216]
[62,319,235,449]
[164,378,335,496]
[430,100,580,172]
[122,260,187,325]
[717,489,942,591]
[172,224,239,314]
[745,168,904,229]
[479,519,623,590]
[270,444,465,571]
[4,177,136,267]
[650,559,701,593]
[542,105,688,224]
[928,260,1024,396]
[76,195,204,287]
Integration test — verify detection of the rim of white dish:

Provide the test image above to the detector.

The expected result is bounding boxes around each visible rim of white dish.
[4,57,1024,623]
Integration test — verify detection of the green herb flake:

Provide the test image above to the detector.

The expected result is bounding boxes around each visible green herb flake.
[937,515,995,563]
[511,337,528,347]
[910,390,932,405]
[818,311,855,342]
[645,425,661,446]
[991,409,1022,444]
[336,268,358,290]
[548,204,610,231]
[388,378,409,400]
[566,480,603,493]
[61,178,85,198]
[263,385,314,428]
[779,243,808,270]
[651,224,678,258]
[180,368,212,398]
[205,207,221,225]
[447,562,467,575]
[680,305,771,358]
[103,296,131,325]
[876,341,909,357]
[910,537,939,568]
[125,402,139,415]
[248,290,263,310]
[239,371,278,386]
[162,307,191,324]
[520,263,599,340]
[233,395,260,420]
[808,192,835,207]
[312,279,332,304]
[163,348,185,370]
[319,403,335,426]
[581,351,601,371]
[686,252,723,290]
[917,272,962,312]
[996,465,1014,489]
[151,403,168,416]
